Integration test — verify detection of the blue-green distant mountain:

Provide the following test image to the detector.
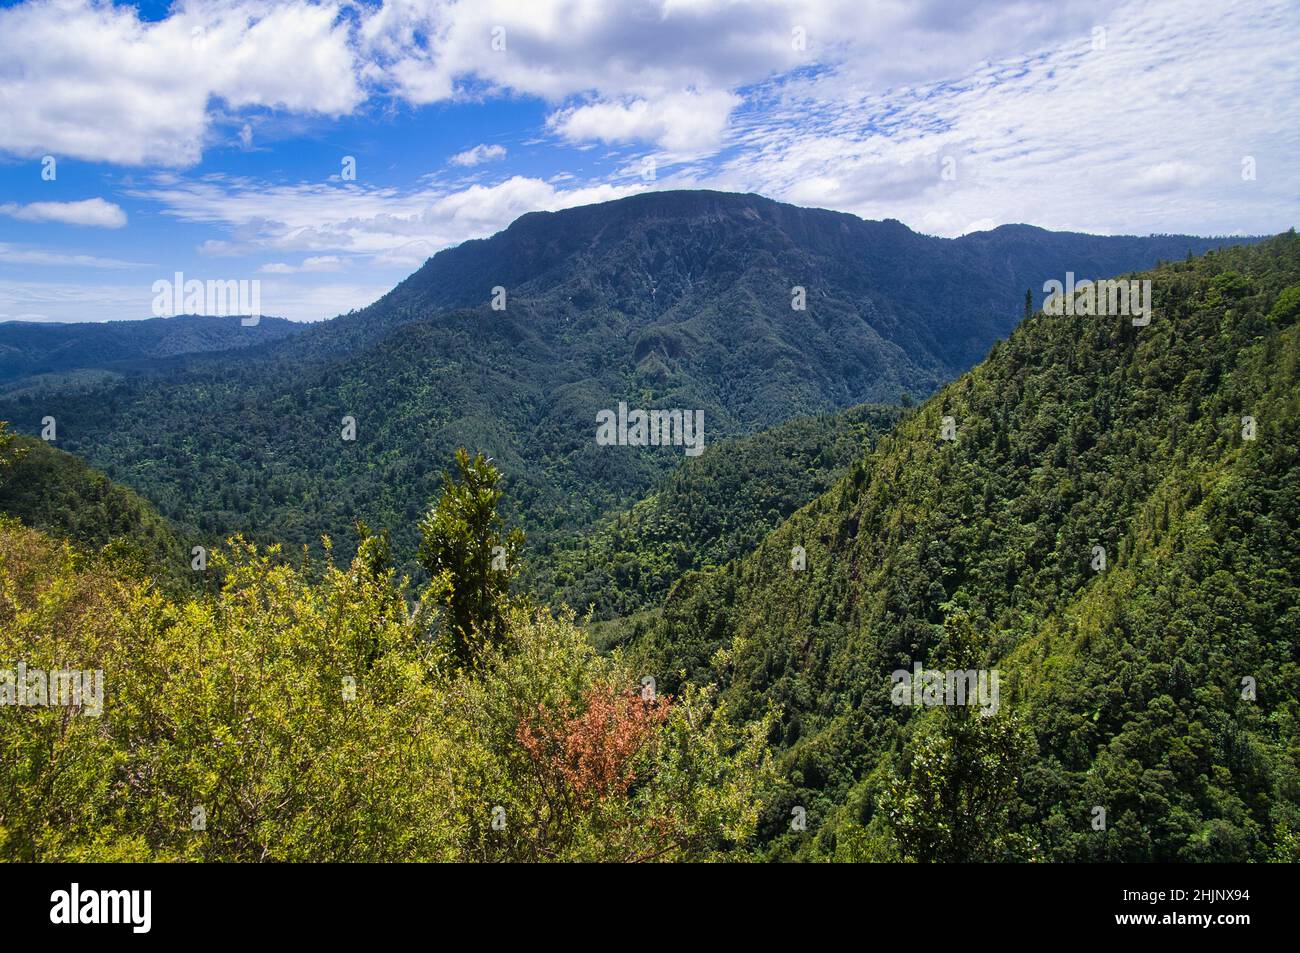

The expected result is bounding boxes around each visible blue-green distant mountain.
[0,191,1261,568]
[0,313,303,391]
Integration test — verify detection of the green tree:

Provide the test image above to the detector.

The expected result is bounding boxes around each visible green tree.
[0,421,27,474]
[1268,284,1300,326]
[0,518,773,862]
[418,448,524,669]
[878,611,1036,861]
[879,708,1036,861]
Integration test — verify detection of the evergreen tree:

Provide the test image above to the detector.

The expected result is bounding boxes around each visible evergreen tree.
[418,448,524,668]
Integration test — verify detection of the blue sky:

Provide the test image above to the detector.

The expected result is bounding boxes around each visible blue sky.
[1,0,1297,322]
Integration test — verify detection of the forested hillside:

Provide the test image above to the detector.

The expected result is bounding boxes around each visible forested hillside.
[630,232,1300,861]
[0,192,1253,573]
[0,432,189,589]
[528,402,905,621]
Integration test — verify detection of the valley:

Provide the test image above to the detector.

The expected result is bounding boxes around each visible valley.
[0,192,1293,864]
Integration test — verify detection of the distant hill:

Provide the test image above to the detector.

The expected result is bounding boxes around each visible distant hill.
[0,313,303,387]
[0,191,1263,569]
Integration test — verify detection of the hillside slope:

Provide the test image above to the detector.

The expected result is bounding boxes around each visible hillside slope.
[631,232,1300,861]
[529,402,906,622]
[0,433,189,587]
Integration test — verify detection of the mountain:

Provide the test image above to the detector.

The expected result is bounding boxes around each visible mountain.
[0,314,304,392]
[629,231,1300,861]
[284,192,1258,385]
[0,191,1260,571]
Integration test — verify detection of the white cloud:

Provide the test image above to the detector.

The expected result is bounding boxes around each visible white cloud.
[0,0,1121,167]
[259,255,345,274]
[360,0,1107,110]
[373,241,441,267]
[1124,161,1212,195]
[0,0,364,166]
[449,144,508,166]
[547,90,740,153]
[134,174,643,261]
[0,243,147,269]
[688,0,1300,237]
[0,198,128,228]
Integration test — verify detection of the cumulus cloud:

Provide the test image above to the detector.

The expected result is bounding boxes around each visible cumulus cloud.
[0,0,364,166]
[0,198,128,228]
[449,144,508,166]
[547,90,741,154]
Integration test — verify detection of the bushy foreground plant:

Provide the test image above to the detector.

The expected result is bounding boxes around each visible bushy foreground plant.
[0,452,773,862]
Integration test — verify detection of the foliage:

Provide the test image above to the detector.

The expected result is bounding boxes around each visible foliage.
[418,448,525,668]
[0,422,25,471]
[632,232,1300,861]
[529,403,904,621]
[0,431,189,590]
[877,708,1037,862]
[0,458,773,862]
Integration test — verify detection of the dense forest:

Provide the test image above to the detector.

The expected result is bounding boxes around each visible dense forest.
[0,208,1294,863]
[631,232,1300,861]
[528,402,906,622]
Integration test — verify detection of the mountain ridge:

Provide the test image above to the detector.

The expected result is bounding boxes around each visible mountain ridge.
[0,313,303,388]
[0,191,1267,572]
